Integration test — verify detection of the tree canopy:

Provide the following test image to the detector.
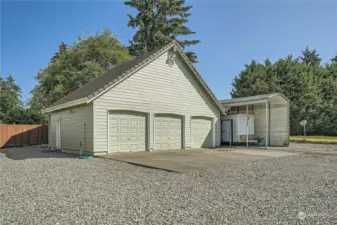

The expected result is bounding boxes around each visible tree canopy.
[0,75,42,124]
[29,30,132,109]
[125,0,200,63]
[231,49,337,136]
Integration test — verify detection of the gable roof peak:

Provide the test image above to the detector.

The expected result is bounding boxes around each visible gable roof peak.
[44,41,226,115]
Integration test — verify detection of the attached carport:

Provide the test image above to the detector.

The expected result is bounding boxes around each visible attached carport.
[219,93,290,147]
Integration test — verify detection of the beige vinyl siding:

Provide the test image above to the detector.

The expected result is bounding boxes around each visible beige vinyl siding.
[93,51,221,153]
[254,104,268,144]
[49,103,93,153]
[269,95,289,146]
[254,101,289,146]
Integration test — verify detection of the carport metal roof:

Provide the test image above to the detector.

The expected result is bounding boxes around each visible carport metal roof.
[219,93,289,107]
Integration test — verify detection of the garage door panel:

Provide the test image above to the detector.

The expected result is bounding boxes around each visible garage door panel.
[109,111,146,153]
[119,144,129,151]
[120,127,129,133]
[138,137,145,143]
[170,143,179,149]
[162,143,170,149]
[154,115,182,150]
[130,144,138,151]
[161,128,169,134]
[139,128,145,133]
[130,127,138,133]
[110,119,118,125]
[120,119,129,125]
[130,119,138,126]
[119,135,129,142]
[191,118,212,148]
[109,145,118,151]
[110,136,118,142]
[155,135,161,141]
[110,127,118,133]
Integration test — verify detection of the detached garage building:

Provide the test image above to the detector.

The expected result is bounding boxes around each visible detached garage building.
[43,41,226,155]
[43,41,290,155]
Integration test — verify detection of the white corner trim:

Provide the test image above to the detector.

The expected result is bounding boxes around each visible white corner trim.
[42,97,88,113]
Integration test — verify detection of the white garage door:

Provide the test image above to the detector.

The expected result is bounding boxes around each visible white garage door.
[155,115,182,150]
[191,118,212,148]
[109,111,146,153]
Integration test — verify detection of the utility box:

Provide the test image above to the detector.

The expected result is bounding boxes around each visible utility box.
[222,114,255,142]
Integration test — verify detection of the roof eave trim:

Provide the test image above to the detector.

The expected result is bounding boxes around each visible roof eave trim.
[86,43,176,104]
[220,99,268,107]
[272,93,290,102]
[42,97,88,113]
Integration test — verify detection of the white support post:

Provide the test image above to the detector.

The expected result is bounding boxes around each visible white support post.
[265,102,269,148]
[229,106,232,147]
[246,105,249,148]
[212,118,216,148]
[152,113,155,151]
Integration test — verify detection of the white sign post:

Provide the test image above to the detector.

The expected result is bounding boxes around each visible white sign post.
[299,120,307,136]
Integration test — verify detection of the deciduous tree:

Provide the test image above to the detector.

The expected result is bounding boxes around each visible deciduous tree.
[30,30,132,109]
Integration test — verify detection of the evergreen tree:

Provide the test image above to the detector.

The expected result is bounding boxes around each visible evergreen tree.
[0,75,22,113]
[231,48,337,136]
[51,41,68,62]
[0,75,24,123]
[125,0,200,63]
[300,47,321,67]
[331,52,337,64]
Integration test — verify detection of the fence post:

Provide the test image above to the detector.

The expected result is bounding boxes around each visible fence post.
[28,126,30,146]
[13,122,16,147]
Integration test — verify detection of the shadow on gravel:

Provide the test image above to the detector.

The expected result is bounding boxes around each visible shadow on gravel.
[0,146,77,160]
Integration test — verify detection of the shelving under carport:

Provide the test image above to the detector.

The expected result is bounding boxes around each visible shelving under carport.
[219,93,290,147]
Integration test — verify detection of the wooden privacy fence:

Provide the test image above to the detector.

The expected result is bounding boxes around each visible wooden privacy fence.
[0,124,48,148]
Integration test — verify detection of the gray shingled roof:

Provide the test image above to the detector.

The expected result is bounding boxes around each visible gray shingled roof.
[52,45,167,106]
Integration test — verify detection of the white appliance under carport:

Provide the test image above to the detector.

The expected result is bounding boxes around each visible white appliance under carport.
[219,93,290,147]
[222,114,255,143]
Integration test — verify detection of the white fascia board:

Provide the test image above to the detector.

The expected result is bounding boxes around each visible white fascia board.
[221,99,268,107]
[42,97,88,114]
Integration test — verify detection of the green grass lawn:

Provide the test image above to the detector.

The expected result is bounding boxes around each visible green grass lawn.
[290,136,337,143]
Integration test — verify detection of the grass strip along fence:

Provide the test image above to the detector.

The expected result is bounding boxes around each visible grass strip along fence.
[290,136,337,144]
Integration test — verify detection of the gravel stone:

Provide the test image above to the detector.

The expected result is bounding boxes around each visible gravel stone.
[1,146,337,224]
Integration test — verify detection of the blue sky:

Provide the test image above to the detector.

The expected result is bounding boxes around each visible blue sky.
[1,0,337,102]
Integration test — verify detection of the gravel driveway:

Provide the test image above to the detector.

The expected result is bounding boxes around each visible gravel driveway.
[1,145,337,224]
